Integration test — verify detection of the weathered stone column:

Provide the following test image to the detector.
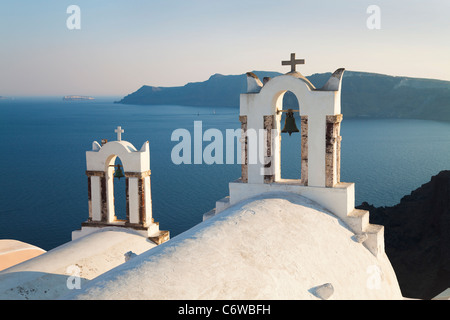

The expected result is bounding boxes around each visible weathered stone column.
[125,177,130,223]
[325,114,343,187]
[300,115,308,186]
[138,177,146,225]
[125,170,152,226]
[263,115,275,183]
[100,174,107,221]
[87,175,92,221]
[336,135,342,184]
[239,115,248,183]
[85,170,107,222]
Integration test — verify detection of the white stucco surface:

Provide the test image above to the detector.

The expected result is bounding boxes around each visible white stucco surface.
[86,140,150,173]
[0,228,157,300]
[64,192,403,300]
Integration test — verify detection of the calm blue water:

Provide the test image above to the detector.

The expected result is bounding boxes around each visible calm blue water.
[1,98,450,250]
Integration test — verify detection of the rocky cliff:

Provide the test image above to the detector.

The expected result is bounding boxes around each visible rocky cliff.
[358,170,450,299]
[116,70,450,121]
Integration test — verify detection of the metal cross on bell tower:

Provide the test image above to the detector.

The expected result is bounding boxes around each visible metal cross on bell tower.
[281,53,305,72]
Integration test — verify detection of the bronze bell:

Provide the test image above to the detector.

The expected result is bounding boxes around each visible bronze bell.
[113,165,125,180]
[281,109,299,136]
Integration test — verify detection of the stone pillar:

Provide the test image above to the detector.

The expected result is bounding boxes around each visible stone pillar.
[336,134,342,184]
[125,170,152,226]
[85,170,107,222]
[263,115,275,183]
[325,114,343,187]
[239,115,248,183]
[100,174,107,221]
[125,177,130,222]
[300,115,308,186]
[87,175,92,221]
[105,165,115,223]
[138,177,146,225]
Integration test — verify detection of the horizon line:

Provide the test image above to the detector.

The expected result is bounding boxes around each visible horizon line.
[2,69,450,97]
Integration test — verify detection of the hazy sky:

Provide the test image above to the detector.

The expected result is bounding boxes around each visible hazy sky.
[0,0,449,96]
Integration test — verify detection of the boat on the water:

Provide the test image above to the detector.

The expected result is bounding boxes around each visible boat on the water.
[63,95,95,101]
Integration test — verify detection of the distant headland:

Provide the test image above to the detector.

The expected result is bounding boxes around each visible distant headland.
[116,70,450,121]
[63,95,95,101]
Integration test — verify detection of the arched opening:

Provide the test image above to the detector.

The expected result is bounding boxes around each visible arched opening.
[112,157,127,221]
[105,155,127,223]
[279,90,302,180]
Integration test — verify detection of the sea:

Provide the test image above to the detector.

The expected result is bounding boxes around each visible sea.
[2,97,450,251]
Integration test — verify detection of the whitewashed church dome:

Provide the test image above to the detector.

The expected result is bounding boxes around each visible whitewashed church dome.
[66,192,403,300]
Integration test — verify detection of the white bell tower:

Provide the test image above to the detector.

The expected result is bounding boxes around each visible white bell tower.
[72,127,169,245]
[205,54,386,257]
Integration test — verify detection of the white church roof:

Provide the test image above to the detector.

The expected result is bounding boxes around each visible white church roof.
[64,192,403,300]
[0,228,157,300]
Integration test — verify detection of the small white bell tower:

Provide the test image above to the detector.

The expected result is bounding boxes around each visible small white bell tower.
[72,127,169,245]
